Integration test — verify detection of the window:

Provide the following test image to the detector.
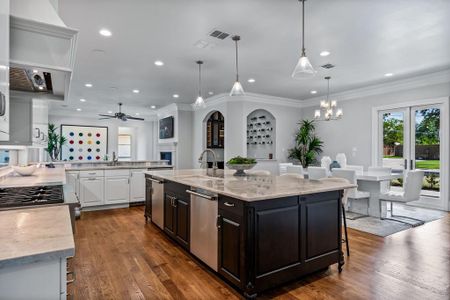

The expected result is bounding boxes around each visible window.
[118,134,132,160]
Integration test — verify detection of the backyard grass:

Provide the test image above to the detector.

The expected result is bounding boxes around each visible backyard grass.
[384,156,440,169]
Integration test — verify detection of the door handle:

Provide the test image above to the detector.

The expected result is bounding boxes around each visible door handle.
[216,215,221,229]
[186,189,217,200]
[223,202,235,207]
[149,177,163,184]
[404,159,407,170]
[410,159,414,170]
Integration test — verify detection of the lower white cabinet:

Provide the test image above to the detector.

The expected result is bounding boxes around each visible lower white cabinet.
[79,177,104,207]
[66,171,80,197]
[129,169,146,202]
[105,176,130,204]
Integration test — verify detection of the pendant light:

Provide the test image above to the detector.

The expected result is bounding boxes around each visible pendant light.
[313,76,343,121]
[292,0,316,78]
[193,60,206,108]
[230,35,245,96]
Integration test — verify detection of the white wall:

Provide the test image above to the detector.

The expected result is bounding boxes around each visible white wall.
[48,114,154,161]
[192,93,302,168]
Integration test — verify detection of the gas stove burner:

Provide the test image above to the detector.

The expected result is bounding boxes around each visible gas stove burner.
[0,185,64,208]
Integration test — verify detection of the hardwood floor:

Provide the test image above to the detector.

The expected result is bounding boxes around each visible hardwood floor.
[72,206,450,300]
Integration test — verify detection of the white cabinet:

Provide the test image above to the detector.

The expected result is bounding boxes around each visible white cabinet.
[105,176,130,204]
[0,0,9,141]
[32,99,49,147]
[130,169,146,202]
[79,177,104,207]
[66,171,79,197]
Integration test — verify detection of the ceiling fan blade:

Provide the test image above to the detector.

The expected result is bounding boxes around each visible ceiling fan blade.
[98,114,115,118]
[125,115,145,121]
[98,117,112,120]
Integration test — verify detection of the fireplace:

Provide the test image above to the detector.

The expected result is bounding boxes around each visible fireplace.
[160,152,172,165]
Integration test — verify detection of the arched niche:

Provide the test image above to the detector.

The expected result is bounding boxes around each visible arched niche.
[246,109,276,159]
[202,110,225,168]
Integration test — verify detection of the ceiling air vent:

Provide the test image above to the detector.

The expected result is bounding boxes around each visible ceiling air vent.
[209,29,230,40]
[321,63,335,69]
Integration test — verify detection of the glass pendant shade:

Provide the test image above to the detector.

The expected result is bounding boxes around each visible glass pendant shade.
[194,95,206,108]
[230,81,245,96]
[291,54,316,78]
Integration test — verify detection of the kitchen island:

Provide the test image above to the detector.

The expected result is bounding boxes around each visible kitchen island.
[144,169,355,298]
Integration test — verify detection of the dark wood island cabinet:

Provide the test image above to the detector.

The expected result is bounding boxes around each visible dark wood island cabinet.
[144,170,352,298]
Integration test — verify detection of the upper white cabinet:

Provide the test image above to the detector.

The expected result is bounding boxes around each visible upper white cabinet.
[0,0,9,141]
[130,169,146,202]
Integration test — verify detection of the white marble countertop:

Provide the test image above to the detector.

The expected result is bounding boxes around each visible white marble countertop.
[0,206,75,268]
[0,167,66,188]
[145,169,356,202]
[65,164,173,171]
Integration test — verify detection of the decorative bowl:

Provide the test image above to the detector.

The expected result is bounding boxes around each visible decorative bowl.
[226,163,257,176]
[12,165,37,176]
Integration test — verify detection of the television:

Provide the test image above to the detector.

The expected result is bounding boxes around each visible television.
[159,116,174,139]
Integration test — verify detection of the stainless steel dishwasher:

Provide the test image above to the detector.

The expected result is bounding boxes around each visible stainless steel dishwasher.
[187,188,218,271]
[149,177,164,229]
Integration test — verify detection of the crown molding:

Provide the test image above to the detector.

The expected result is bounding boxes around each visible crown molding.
[300,69,450,108]
[191,92,303,110]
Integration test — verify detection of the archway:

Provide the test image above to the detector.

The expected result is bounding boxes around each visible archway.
[203,110,225,169]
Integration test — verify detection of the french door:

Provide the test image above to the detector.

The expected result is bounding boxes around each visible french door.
[376,102,447,210]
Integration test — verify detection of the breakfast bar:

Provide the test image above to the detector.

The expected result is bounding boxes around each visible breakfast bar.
[145,169,355,298]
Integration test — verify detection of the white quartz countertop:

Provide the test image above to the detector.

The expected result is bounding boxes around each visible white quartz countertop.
[0,206,75,268]
[65,164,173,171]
[145,169,356,202]
[0,167,66,188]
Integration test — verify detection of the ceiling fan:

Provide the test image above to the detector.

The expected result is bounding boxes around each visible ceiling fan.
[98,103,144,121]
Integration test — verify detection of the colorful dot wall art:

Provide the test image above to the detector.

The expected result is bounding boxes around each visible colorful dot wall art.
[60,125,108,162]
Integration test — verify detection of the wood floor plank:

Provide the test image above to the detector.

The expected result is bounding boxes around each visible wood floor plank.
[72,206,450,300]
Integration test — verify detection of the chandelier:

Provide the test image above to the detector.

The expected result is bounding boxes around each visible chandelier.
[314,76,343,121]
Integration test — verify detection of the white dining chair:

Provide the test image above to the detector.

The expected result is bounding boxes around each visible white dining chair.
[336,153,347,168]
[379,170,425,226]
[308,167,328,180]
[279,163,293,175]
[246,170,271,176]
[286,165,304,177]
[344,165,364,175]
[368,166,392,193]
[332,169,370,219]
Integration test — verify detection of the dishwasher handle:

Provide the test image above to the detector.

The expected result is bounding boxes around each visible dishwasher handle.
[148,177,164,184]
[186,189,217,200]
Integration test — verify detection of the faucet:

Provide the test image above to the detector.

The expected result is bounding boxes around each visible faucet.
[198,149,218,174]
[112,151,119,165]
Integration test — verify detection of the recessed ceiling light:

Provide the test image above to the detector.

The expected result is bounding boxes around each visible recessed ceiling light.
[85,83,93,87]
[76,108,82,111]
[154,60,164,66]
[173,94,179,98]
[135,113,140,116]
[320,51,331,57]
[310,90,317,94]
[107,110,113,114]
[32,69,39,74]
[132,89,140,94]
[150,105,156,109]
[208,91,214,95]
[247,78,256,83]
[384,73,394,77]
[80,98,86,102]
[38,86,44,90]
[99,28,112,37]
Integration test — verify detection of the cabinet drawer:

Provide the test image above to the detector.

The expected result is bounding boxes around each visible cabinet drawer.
[79,170,104,178]
[219,196,244,216]
[105,169,129,177]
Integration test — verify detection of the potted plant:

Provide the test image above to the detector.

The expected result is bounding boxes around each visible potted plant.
[45,124,67,162]
[288,120,323,168]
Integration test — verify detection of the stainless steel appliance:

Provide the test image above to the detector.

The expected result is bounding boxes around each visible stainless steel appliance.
[0,185,64,208]
[148,177,164,229]
[188,188,218,271]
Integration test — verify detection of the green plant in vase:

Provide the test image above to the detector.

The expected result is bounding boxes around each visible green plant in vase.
[45,124,67,161]
[288,120,323,168]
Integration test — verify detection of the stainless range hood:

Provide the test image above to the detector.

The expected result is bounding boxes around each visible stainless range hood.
[9,0,78,101]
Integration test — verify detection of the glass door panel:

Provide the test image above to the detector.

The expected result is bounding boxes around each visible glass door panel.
[411,106,441,199]
[380,109,409,172]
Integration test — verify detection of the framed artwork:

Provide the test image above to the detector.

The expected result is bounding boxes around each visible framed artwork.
[159,116,174,139]
[60,125,108,162]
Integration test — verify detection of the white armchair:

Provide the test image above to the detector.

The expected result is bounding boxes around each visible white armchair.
[279,163,293,175]
[379,170,425,226]
[308,167,328,180]
[286,165,304,177]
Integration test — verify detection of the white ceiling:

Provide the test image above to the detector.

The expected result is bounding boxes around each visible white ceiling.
[52,0,450,117]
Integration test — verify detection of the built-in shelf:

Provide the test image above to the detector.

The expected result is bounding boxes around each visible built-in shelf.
[246,109,276,159]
